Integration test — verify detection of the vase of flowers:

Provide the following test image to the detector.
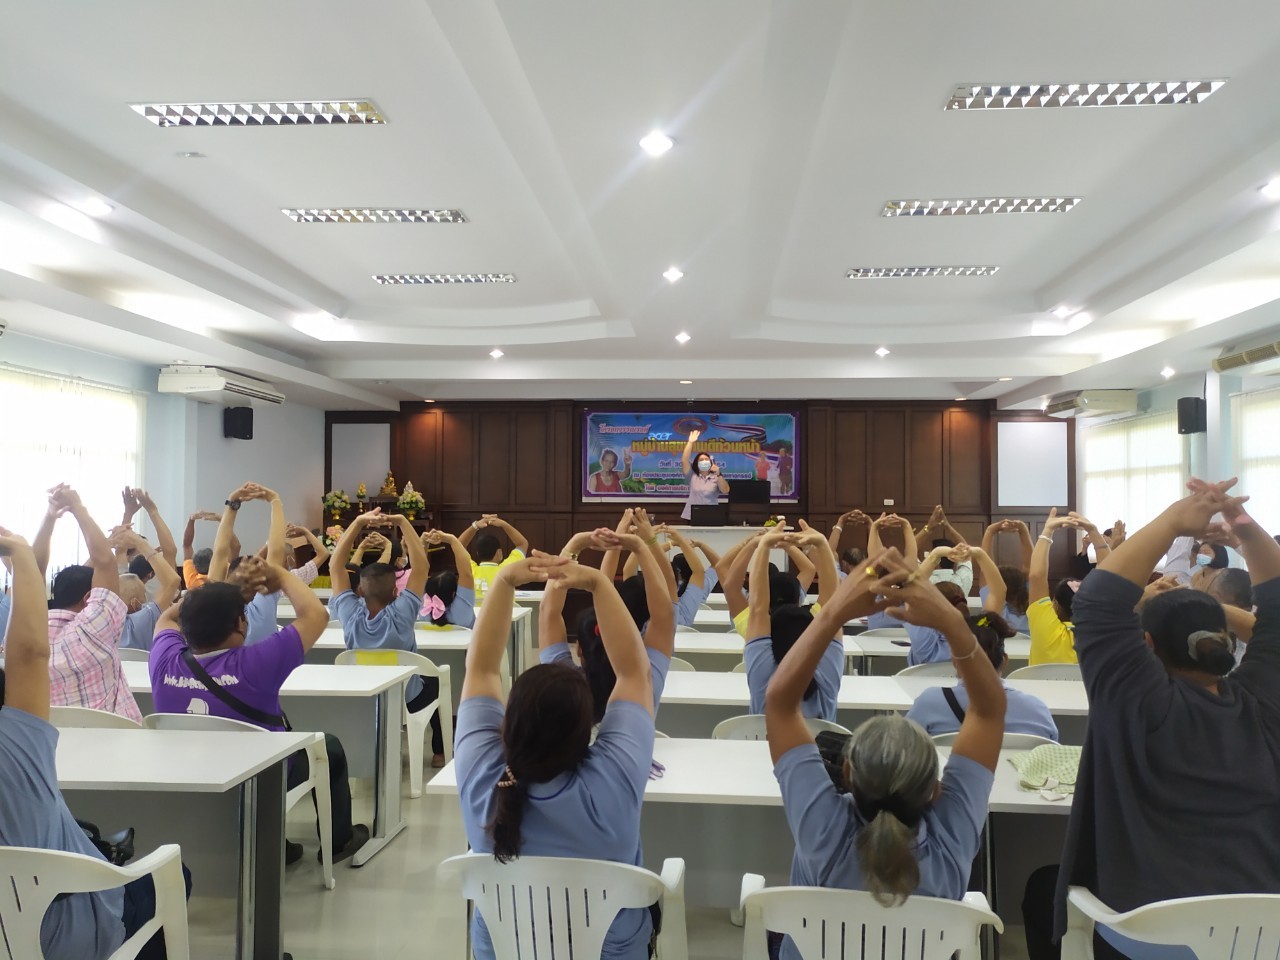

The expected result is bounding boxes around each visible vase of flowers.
[323,489,351,520]
[323,524,344,549]
[397,481,425,521]
[356,482,367,506]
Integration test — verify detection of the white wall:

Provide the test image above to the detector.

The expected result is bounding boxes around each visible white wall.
[0,330,324,549]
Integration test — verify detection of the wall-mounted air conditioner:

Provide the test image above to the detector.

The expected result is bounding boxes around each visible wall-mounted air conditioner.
[1045,389,1138,419]
[1212,341,1280,375]
[157,365,284,405]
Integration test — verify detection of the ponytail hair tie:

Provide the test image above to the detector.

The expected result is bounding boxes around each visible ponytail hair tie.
[976,615,990,628]
[593,624,601,637]
[497,765,518,789]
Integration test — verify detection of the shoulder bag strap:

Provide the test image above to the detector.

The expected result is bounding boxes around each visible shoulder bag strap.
[181,647,290,730]
[941,686,966,724]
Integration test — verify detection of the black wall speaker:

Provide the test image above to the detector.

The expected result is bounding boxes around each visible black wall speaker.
[223,406,253,440]
[1177,396,1207,435]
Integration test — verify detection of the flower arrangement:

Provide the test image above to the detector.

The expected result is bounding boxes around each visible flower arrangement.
[323,524,344,548]
[397,481,425,518]
[323,489,351,518]
[356,482,367,502]
[763,514,787,528]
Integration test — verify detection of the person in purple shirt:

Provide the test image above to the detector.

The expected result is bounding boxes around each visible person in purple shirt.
[456,551,658,960]
[764,547,1005,960]
[149,553,370,865]
[744,525,843,720]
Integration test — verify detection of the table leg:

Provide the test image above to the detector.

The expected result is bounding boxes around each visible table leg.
[981,814,999,960]
[238,761,287,960]
[352,687,408,866]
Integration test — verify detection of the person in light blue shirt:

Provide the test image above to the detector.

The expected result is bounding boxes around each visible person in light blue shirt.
[663,525,719,626]
[906,582,969,664]
[743,526,843,720]
[416,530,478,630]
[907,614,1058,740]
[457,551,659,960]
[244,590,281,645]
[765,546,1005,960]
[0,590,9,644]
[113,532,182,651]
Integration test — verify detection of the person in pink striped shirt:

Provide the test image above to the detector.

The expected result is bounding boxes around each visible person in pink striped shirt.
[38,484,143,725]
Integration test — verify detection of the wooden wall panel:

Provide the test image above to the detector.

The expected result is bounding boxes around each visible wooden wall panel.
[401,408,440,496]
[907,410,944,510]
[548,404,574,510]
[868,409,906,509]
[945,408,986,513]
[805,405,832,511]
[830,409,868,511]
[439,411,477,506]
[476,412,512,505]
[514,411,550,508]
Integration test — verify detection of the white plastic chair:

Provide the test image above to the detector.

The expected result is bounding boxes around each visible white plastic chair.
[117,648,150,662]
[334,648,453,798]
[443,853,687,960]
[931,731,1058,749]
[0,844,190,960]
[897,662,959,678]
[1063,887,1280,960]
[144,714,335,890]
[740,876,1002,960]
[667,657,697,672]
[654,730,671,739]
[858,628,910,639]
[731,660,747,673]
[48,706,142,730]
[712,715,853,741]
[675,624,701,633]
[1007,663,1083,681]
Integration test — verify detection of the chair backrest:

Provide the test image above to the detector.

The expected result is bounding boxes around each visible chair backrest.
[667,657,697,672]
[0,844,188,960]
[858,628,910,639]
[48,706,142,730]
[1064,887,1280,960]
[741,884,1002,960]
[731,660,747,673]
[931,731,1057,749]
[896,662,959,678]
[117,648,150,662]
[674,624,701,633]
[144,713,264,733]
[334,648,442,676]
[713,715,850,741]
[442,853,667,960]
[1006,663,1082,681]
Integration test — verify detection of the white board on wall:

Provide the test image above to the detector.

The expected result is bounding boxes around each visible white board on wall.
[997,420,1068,507]
[330,423,391,497]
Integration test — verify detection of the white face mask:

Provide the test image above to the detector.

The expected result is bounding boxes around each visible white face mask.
[1195,553,1213,567]
[698,460,712,473]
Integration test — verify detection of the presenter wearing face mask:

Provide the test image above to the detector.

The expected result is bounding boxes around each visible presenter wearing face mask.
[680,429,731,521]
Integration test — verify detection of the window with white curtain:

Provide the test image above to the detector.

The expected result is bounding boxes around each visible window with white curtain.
[0,367,144,577]
[1080,410,1186,531]
[1232,387,1280,536]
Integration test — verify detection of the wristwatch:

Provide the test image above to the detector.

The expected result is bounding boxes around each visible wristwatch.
[225,499,242,511]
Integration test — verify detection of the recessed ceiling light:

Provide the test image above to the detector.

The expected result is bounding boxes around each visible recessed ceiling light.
[175,151,206,159]
[131,100,386,127]
[73,197,114,218]
[847,265,999,279]
[490,348,504,359]
[374,379,390,385]
[1052,305,1076,319]
[639,131,674,157]
[283,208,466,223]
[172,359,189,364]
[944,80,1224,111]
[674,332,691,344]
[875,346,891,358]
[881,197,1080,217]
[998,377,1013,382]
[679,379,693,385]
[372,273,516,284]
[423,399,437,403]
[954,396,967,402]
[1261,177,1280,201]
[1161,366,1176,379]
[663,266,684,283]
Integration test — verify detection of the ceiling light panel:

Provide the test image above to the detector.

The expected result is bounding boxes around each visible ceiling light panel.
[131,100,386,127]
[373,273,516,284]
[846,266,999,279]
[882,197,1080,217]
[283,208,465,223]
[945,80,1224,111]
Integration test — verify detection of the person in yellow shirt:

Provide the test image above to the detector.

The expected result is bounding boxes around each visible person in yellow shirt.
[1027,507,1101,665]
[458,514,529,601]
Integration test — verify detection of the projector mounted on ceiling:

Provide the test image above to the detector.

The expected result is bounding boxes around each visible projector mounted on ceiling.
[157,365,284,406]
[1045,389,1138,420]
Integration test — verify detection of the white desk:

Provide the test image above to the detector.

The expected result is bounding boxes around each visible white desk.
[309,623,510,696]
[851,632,1033,673]
[59,727,311,960]
[123,660,415,867]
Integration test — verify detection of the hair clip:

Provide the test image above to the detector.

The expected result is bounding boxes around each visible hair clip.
[975,615,990,628]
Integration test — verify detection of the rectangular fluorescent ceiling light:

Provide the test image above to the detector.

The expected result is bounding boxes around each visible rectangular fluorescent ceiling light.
[283,208,466,223]
[946,80,1224,110]
[373,274,516,284]
[882,197,1081,217]
[846,266,999,279]
[131,100,386,126]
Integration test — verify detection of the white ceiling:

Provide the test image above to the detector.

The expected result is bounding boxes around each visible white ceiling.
[3,0,1280,409]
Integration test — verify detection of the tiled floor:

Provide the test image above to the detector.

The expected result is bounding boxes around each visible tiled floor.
[185,768,1030,960]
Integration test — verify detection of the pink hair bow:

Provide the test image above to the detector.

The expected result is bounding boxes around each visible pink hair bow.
[421,594,446,620]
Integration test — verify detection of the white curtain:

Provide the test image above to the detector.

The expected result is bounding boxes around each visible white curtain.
[1232,387,1280,537]
[0,367,144,578]
[1081,410,1185,532]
